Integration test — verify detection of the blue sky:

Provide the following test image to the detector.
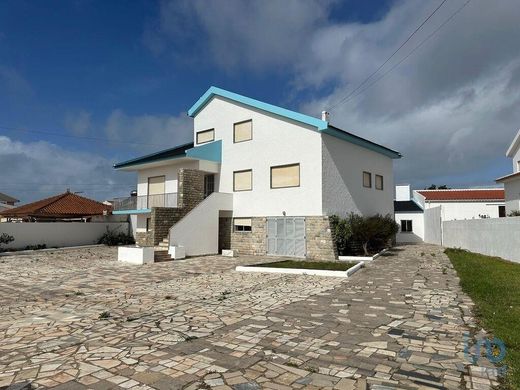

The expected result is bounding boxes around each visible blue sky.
[1,0,519,203]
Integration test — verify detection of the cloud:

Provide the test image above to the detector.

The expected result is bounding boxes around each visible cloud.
[0,136,135,203]
[64,110,91,135]
[149,0,520,188]
[104,109,193,152]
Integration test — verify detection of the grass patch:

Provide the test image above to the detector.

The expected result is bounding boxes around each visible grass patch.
[445,248,520,388]
[252,260,356,271]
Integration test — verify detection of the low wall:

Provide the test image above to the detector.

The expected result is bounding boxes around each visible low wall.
[0,222,128,250]
[424,206,442,245]
[443,216,520,263]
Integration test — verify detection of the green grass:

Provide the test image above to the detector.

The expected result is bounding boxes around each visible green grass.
[445,248,520,388]
[252,260,356,271]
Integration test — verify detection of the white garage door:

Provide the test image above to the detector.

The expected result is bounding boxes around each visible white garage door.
[267,217,306,257]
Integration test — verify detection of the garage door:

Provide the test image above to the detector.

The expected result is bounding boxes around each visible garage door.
[267,217,306,257]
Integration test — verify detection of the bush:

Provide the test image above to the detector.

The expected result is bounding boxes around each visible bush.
[98,228,135,246]
[0,233,14,250]
[24,244,47,251]
[330,213,398,256]
[508,210,520,217]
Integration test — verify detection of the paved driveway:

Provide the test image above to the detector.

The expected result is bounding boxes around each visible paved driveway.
[0,245,498,389]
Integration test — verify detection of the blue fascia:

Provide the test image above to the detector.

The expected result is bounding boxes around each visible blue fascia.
[113,209,151,215]
[321,127,402,159]
[186,140,222,163]
[188,86,329,131]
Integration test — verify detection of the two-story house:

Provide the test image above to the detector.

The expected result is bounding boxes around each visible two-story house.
[496,129,520,214]
[113,87,401,259]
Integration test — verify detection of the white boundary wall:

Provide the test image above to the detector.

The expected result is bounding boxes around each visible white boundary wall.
[0,222,128,249]
[442,216,520,263]
[424,206,442,245]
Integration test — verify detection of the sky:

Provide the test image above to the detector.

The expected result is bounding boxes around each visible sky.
[1,0,519,203]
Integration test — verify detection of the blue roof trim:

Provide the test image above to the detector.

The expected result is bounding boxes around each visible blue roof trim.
[186,140,222,163]
[113,209,151,215]
[113,142,193,169]
[188,86,329,130]
[322,127,402,159]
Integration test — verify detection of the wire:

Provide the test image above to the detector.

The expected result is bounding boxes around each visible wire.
[336,0,471,106]
[0,124,169,147]
[327,0,448,111]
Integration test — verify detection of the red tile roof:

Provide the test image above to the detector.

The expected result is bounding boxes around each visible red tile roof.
[417,189,505,202]
[1,191,112,218]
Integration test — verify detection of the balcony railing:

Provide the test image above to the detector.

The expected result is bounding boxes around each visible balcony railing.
[112,193,178,211]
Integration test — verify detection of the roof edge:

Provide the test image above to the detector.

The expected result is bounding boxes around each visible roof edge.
[113,142,194,170]
[506,129,520,157]
[188,86,329,130]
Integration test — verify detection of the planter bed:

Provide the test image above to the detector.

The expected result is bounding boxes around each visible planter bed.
[236,260,364,278]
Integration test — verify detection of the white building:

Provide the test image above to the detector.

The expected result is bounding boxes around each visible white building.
[114,86,401,259]
[394,185,505,243]
[496,129,520,214]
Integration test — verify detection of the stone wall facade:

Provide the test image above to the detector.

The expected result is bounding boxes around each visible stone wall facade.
[136,168,206,246]
[219,217,267,256]
[305,216,337,260]
[218,216,336,260]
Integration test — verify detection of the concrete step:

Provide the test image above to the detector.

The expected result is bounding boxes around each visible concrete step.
[158,243,169,248]
[154,250,172,262]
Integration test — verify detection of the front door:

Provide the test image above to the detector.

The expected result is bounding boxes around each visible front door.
[267,217,306,257]
[147,176,165,208]
[204,174,215,198]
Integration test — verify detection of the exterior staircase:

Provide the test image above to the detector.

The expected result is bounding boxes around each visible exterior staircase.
[154,238,171,262]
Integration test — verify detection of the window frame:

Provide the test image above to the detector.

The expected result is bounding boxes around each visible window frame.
[375,174,384,190]
[363,171,372,188]
[270,163,301,189]
[401,220,413,233]
[233,119,253,143]
[196,128,215,145]
[233,217,252,232]
[233,169,253,192]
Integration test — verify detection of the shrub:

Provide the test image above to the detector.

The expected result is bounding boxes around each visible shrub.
[0,233,14,251]
[24,244,47,251]
[330,213,398,256]
[508,210,520,217]
[98,228,135,246]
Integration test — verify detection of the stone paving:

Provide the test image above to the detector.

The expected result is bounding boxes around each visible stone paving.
[0,244,500,389]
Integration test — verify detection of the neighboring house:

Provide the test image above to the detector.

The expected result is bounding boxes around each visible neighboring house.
[1,191,112,222]
[394,185,505,243]
[0,192,19,207]
[113,86,401,259]
[496,129,520,214]
[418,188,505,220]
[394,185,425,243]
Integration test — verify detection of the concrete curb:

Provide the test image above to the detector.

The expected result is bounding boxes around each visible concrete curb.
[338,248,388,262]
[235,261,365,278]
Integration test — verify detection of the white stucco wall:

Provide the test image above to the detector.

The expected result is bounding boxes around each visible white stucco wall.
[169,192,233,256]
[443,217,520,263]
[424,206,442,245]
[395,212,424,243]
[395,185,411,201]
[423,201,503,220]
[0,222,128,250]
[136,161,200,196]
[504,179,520,213]
[193,96,323,217]
[321,133,394,217]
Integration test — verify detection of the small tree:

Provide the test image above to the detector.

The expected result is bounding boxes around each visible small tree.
[0,233,14,249]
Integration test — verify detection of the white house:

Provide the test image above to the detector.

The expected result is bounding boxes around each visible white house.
[496,129,520,214]
[394,185,505,243]
[114,87,401,259]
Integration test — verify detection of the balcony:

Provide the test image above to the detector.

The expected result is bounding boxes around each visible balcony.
[112,193,178,213]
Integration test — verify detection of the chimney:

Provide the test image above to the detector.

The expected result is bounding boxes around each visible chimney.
[321,111,330,122]
[395,184,411,201]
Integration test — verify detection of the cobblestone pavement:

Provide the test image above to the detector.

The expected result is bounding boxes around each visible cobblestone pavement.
[0,245,499,389]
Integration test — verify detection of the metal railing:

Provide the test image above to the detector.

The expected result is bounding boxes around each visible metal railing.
[112,193,178,211]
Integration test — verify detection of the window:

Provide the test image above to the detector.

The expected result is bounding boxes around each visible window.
[234,218,252,232]
[271,163,300,189]
[234,120,252,143]
[401,220,413,232]
[375,174,384,190]
[233,169,252,191]
[363,171,372,188]
[196,129,215,144]
[204,174,215,198]
[146,218,151,232]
